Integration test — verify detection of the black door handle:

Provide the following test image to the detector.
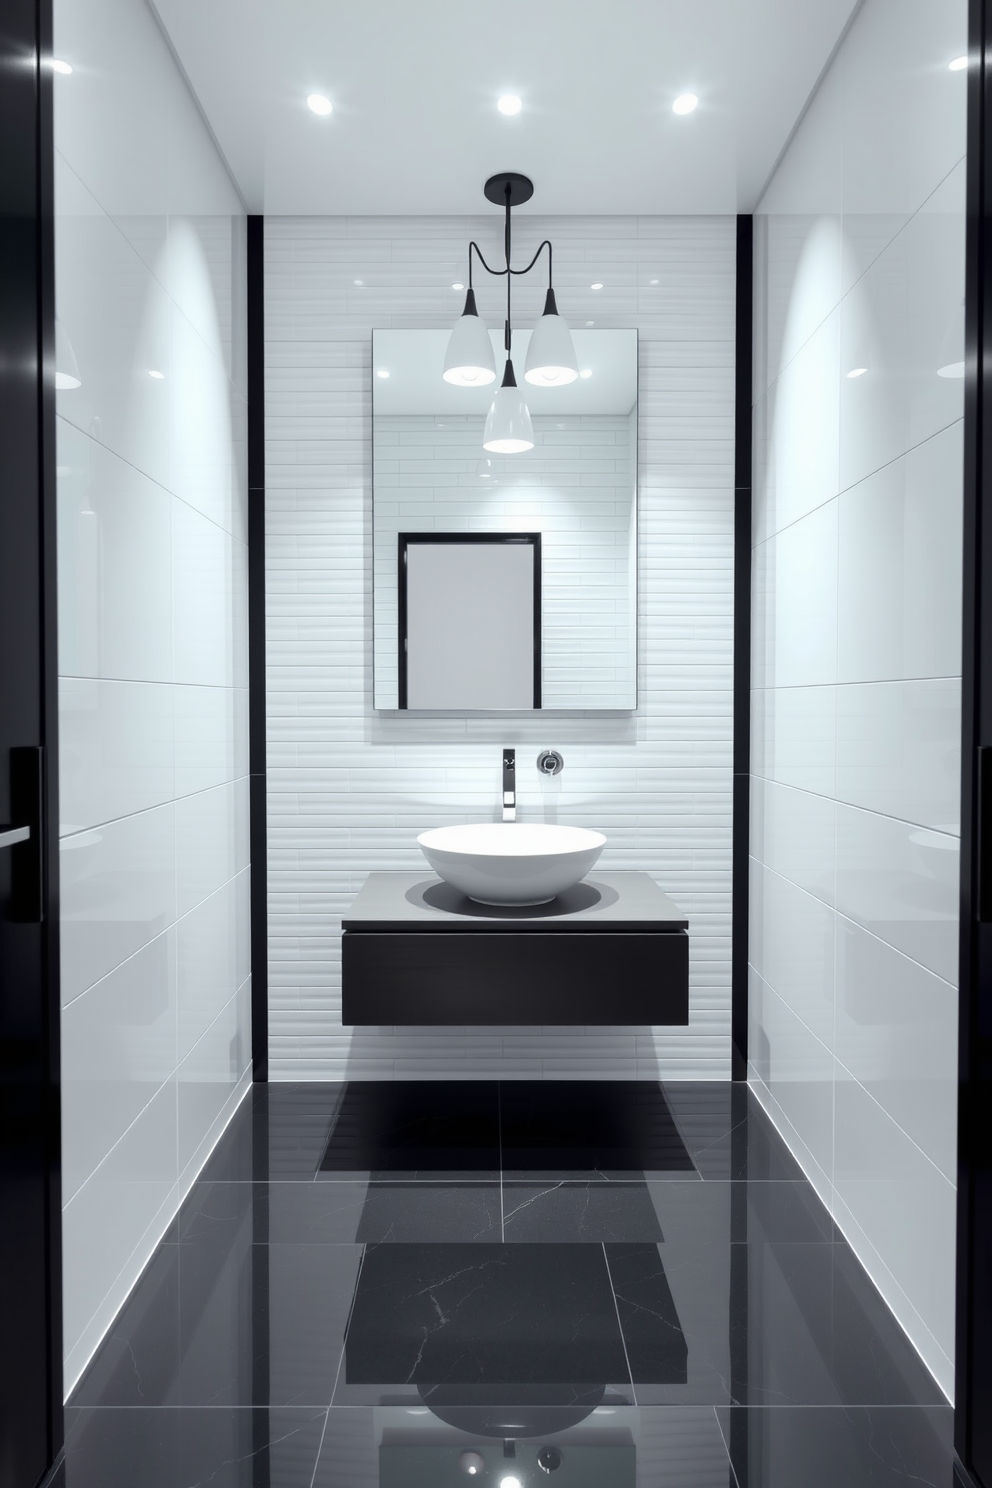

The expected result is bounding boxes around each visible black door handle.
[0,747,44,922]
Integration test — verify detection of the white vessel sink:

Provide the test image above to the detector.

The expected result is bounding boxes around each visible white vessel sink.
[417,822,606,906]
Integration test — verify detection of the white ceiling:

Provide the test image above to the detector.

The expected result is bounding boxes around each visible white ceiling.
[151,0,860,215]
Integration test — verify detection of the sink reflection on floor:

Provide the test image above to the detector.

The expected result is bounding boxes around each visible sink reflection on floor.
[62,1082,953,1488]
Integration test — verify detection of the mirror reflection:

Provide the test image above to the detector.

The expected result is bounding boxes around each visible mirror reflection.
[373,328,638,711]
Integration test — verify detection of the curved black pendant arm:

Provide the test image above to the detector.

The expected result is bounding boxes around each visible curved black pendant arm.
[510,240,553,281]
[467,239,554,286]
[467,240,508,286]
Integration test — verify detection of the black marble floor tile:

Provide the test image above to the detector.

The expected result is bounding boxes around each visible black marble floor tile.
[717,1406,954,1488]
[72,1240,361,1409]
[616,1241,945,1408]
[499,1080,695,1175]
[312,1403,733,1488]
[335,1242,635,1398]
[62,1407,327,1488]
[662,1084,807,1181]
[261,1181,370,1242]
[645,1179,840,1246]
[502,1180,665,1242]
[357,1181,502,1242]
[319,1081,501,1177]
[604,1243,689,1386]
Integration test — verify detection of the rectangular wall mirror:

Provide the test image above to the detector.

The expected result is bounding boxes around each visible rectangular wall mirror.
[373,327,638,712]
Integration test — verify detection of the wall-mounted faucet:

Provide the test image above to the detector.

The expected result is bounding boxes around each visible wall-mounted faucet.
[502,748,516,822]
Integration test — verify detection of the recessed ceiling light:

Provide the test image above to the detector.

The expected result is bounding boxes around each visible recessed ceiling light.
[673,93,699,115]
[498,1478,522,1488]
[590,282,603,290]
[307,93,333,115]
[452,282,464,290]
[846,366,868,378]
[649,278,659,285]
[497,95,522,115]
[949,55,968,71]
[52,58,72,74]
[148,369,164,379]
[376,368,390,378]
[580,368,592,378]
[585,320,595,326]
[353,279,364,286]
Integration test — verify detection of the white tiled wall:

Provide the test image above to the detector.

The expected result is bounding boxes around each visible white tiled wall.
[373,411,636,709]
[265,215,735,1079]
[54,0,250,1395]
[749,0,965,1400]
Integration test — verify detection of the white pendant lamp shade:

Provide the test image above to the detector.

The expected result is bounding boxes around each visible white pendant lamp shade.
[523,288,579,386]
[55,318,81,390]
[443,288,497,386]
[483,360,534,453]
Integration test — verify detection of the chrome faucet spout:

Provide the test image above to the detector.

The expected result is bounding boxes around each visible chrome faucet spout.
[502,748,516,822]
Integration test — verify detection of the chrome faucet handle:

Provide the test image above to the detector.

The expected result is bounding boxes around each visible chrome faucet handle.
[537,749,564,776]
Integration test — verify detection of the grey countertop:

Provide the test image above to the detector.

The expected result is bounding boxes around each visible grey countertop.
[342,871,688,932]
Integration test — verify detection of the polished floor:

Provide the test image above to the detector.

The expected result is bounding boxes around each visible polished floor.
[60,1081,953,1487]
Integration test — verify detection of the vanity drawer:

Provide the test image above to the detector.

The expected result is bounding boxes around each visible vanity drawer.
[341,930,688,1026]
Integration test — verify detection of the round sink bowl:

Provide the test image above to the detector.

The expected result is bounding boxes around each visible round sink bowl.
[417,822,606,906]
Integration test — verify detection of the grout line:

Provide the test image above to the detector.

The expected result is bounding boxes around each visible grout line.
[59,775,250,842]
[308,1409,330,1488]
[711,1403,742,1488]
[749,775,960,839]
[497,1082,504,1242]
[60,867,252,1012]
[750,409,963,555]
[752,857,958,989]
[601,1242,638,1400]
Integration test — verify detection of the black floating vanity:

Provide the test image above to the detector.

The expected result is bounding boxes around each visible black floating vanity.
[341,871,689,1026]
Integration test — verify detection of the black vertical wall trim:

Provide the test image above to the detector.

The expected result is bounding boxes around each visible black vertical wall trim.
[957,4,992,1483]
[38,0,64,1453]
[1,0,63,1478]
[247,216,268,1082]
[732,214,754,1082]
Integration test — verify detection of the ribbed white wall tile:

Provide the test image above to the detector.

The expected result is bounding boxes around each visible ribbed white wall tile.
[265,214,736,1081]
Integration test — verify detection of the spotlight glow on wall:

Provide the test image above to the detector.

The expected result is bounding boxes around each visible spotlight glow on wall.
[376,368,390,378]
[52,58,73,74]
[846,366,868,378]
[148,369,165,379]
[949,55,968,71]
[307,93,333,115]
[937,361,965,378]
[55,319,81,389]
[673,93,699,114]
[497,95,522,115]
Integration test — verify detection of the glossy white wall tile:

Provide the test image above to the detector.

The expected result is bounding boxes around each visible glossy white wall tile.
[750,0,965,1399]
[266,214,736,1079]
[60,803,175,1005]
[55,0,249,1396]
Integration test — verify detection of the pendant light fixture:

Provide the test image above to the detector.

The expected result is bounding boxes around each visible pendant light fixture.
[483,357,534,453]
[524,286,579,386]
[442,173,578,450]
[443,286,497,386]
